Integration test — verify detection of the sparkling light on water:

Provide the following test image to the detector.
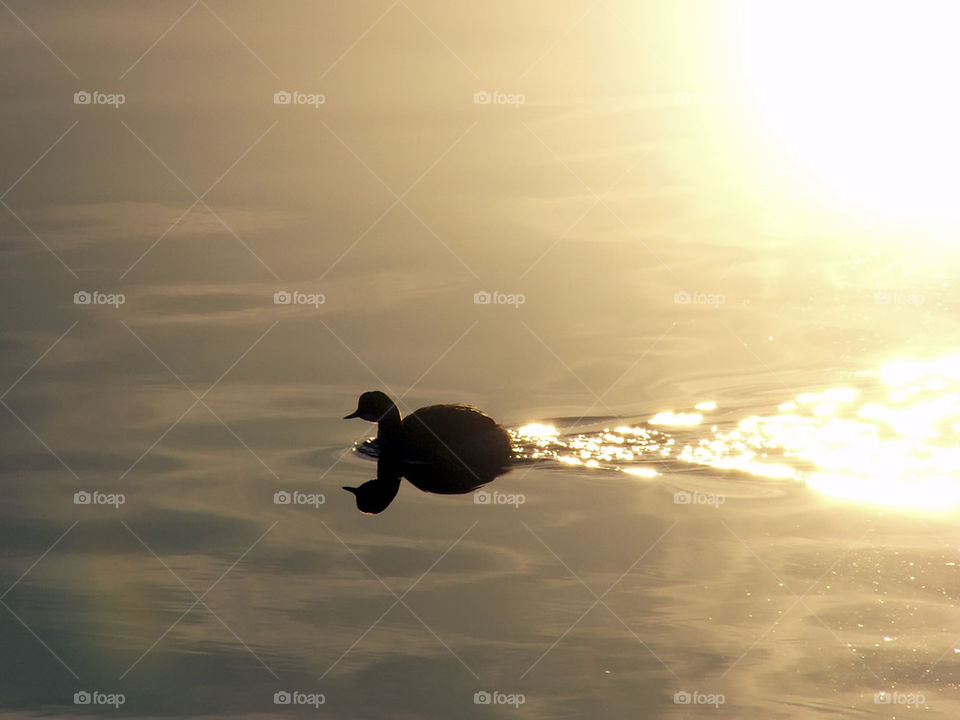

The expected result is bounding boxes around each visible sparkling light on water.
[507,356,960,510]
[677,357,960,509]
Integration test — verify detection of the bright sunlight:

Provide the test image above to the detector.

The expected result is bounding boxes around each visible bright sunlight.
[736,1,960,226]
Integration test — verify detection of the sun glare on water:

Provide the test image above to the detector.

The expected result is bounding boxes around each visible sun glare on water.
[736,1,960,226]
[513,356,960,511]
[684,355,960,510]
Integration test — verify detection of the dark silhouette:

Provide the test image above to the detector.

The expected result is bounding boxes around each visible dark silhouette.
[343,391,512,513]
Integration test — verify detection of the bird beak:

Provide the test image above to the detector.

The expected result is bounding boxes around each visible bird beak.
[343,410,360,419]
[342,486,358,495]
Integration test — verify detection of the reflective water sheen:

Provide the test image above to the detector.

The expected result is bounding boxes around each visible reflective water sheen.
[5,2,960,718]
[489,354,960,512]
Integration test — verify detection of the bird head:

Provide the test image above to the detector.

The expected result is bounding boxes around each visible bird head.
[344,390,399,422]
[342,476,402,514]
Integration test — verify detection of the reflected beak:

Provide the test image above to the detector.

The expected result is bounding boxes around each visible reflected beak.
[344,410,360,419]
[342,478,400,514]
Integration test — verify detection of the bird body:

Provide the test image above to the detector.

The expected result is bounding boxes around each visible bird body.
[387,403,512,493]
[343,391,512,512]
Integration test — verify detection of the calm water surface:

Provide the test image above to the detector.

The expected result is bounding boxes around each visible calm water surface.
[3,2,960,718]
[5,329,960,718]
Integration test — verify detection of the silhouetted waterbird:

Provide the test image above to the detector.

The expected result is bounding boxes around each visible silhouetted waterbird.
[343,391,512,513]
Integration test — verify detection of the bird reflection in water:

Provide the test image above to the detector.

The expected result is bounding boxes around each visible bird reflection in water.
[342,391,513,513]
